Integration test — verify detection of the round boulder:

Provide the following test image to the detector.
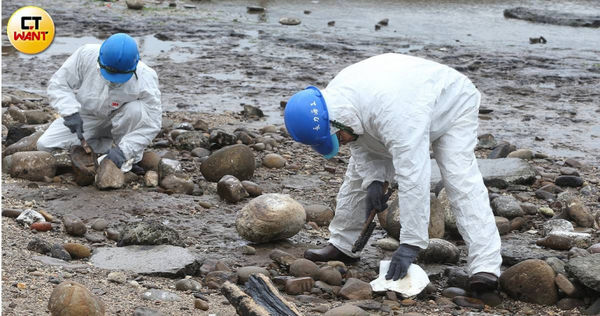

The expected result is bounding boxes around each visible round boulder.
[200,144,255,182]
[380,193,445,239]
[48,281,105,316]
[417,239,460,264]
[235,194,306,243]
[499,259,558,305]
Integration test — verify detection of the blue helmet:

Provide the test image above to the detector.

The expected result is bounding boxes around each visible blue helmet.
[98,33,140,83]
[284,86,339,159]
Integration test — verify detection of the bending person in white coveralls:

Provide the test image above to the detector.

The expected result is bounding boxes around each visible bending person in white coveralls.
[283,53,502,292]
[37,33,161,171]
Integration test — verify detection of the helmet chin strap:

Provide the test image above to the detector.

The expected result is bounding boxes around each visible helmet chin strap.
[330,119,359,140]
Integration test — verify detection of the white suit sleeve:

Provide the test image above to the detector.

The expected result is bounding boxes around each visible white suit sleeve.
[378,104,432,250]
[47,46,86,116]
[118,69,162,160]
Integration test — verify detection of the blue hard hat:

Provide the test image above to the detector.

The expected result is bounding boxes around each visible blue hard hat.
[98,33,140,83]
[284,86,339,159]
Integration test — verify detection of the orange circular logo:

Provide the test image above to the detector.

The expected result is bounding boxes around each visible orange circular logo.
[7,6,55,55]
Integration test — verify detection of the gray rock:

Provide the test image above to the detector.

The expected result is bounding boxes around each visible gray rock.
[380,193,445,239]
[118,220,182,247]
[133,307,164,316]
[217,175,248,203]
[63,215,87,237]
[142,289,181,301]
[262,153,286,168]
[555,175,584,187]
[501,235,566,266]
[175,279,202,291]
[584,297,600,315]
[205,271,237,289]
[85,232,105,243]
[174,131,208,151]
[200,144,255,182]
[431,158,536,187]
[491,195,524,219]
[488,143,512,159]
[236,266,269,284]
[418,239,460,264]
[569,247,590,259]
[304,204,334,226]
[160,174,194,194]
[445,267,469,289]
[192,119,208,131]
[503,7,600,27]
[545,257,566,275]
[241,180,262,197]
[560,167,580,176]
[50,244,72,261]
[3,151,56,181]
[241,105,264,118]
[236,194,306,243]
[33,255,88,269]
[191,147,211,158]
[565,253,600,292]
[91,218,108,231]
[95,159,124,190]
[91,245,199,276]
[499,259,558,305]
[323,304,369,316]
[15,209,45,226]
[476,134,497,149]
[495,216,511,235]
[247,6,265,13]
[105,229,120,241]
[209,129,237,149]
[536,231,592,250]
[157,158,182,181]
[27,238,51,254]
[520,202,538,215]
[542,219,574,236]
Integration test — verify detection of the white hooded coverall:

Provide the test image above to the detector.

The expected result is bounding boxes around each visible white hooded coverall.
[322,53,502,277]
[37,44,162,163]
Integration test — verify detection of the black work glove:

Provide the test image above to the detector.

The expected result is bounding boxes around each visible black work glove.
[63,112,84,139]
[365,181,392,219]
[385,244,420,281]
[106,146,126,168]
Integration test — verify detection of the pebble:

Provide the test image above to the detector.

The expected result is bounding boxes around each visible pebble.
[95,158,125,189]
[175,279,202,291]
[507,148,533,159]
[323,304,368,316]
[495,216,511,235]
[304,204,334,226]
[542,219,573,236]
[50,244,72,261]
[262,153,286,168]
[236,266,269,283]
[16,209,45,226]
[247,6,265,13]
[279,17,301,25]
[316,266,343,286]
[48,281,105,315]
[85,232,105,243]
[241,180,262,197]
[535,189,555,201]
[217,175,248,203]
[27,238,51,254]
[105,229,120,241]
[91,218,108,231]
[555,175,584,187]
[194,299,209,310]
[133,307,164,316]
[125,0,144,10]
[31,222,52,232]
[339,278,372,300]
[452,296,484,310]
[417,238,460,264]
[63,243,91,259]
[285,277,315,295]
[107,272,127,284]
[567,199,594,228]
[144,171,159,187]
[141,289,182,301]
[588,243,600,254]
[240,245,256,255]
[445,267,469,290]
[560,167,580,176]
[2,209,22,218]
[290,259,319,278]
[564,158,583,168]
[539,206,555,217]
[63,215,87,237]
[38,210,54,222]
[491,195,524,218]
[204,271,237,289]
[375,237,400,250]
[569,247,590,259]
[441,287,466,298]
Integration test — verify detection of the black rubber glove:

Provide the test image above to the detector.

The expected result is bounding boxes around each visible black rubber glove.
[365,181,392,219]
[63,112,84,139]
[106,146,126,168]
[385,244,420,281]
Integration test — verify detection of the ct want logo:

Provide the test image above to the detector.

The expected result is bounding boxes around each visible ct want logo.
[7,6,55,54]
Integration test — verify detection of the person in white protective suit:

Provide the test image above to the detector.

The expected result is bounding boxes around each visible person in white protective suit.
[37,33,161,172]
[283,53,502,292]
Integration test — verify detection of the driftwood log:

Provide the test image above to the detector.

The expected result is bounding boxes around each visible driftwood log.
[221,274,302,316]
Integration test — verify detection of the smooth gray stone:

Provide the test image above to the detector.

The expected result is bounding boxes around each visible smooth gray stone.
[32,255,88,270]
[565,254,600,292]
[90,245,200,276]
[501,235,566,266]
[431,158,536,187]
